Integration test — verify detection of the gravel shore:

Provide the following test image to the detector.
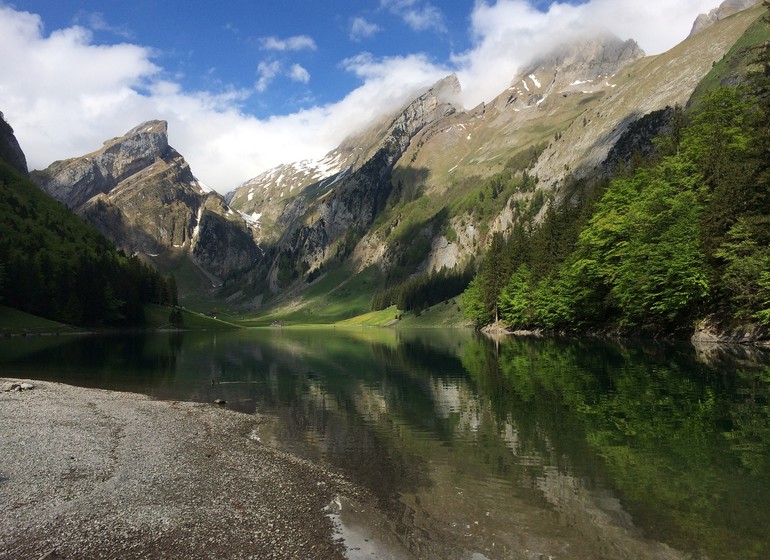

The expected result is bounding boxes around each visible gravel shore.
[0,379,363,560]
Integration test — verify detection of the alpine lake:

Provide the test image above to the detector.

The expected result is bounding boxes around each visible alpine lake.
[2,328,769,560]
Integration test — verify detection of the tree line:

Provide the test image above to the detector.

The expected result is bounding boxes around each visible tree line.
[372,265,473,313]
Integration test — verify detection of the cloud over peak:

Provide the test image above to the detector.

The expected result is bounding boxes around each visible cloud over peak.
[0,1,724,192]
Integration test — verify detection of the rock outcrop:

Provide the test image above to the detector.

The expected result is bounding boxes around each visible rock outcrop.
[689,0,760,37]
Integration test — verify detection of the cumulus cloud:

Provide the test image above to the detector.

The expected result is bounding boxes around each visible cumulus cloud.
[0,5,445,191]
[0,1,725,192]
[260,34,317,52]
[381,0,447,33]
[350,16,380,41]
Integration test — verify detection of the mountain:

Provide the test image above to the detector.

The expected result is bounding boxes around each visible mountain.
[19,1,767,320]
[461,5,770,336]
[689,0,760,36]
[31,121,260,291]
[223,4,763,314]
[0,114,174,326]
[228,74,462,293]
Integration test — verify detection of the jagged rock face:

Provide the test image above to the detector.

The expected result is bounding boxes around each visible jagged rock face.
[602,107,677,177]
[0,111,28,174]
[32,121,170,209]
[77,148,203,253]
[499,35,645,111]
[229,75,462,291]
[229,74,461,250]
[689,0,759,37]
[226,151,351,245]
[31,121,260,282]
[275,76,460,278]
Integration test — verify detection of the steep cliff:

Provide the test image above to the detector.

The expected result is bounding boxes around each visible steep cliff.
[230,74,462,292]
[31,121,260,285]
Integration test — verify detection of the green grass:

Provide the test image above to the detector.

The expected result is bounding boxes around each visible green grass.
[397,298,472,328]
[336,306,401,326]
[335,298,472,329]
[0,305,83,335]
[142,304,241,330]
[237,265,380,327]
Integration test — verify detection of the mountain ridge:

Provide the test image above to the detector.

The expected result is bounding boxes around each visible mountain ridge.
[31,121,261,289]
[18,1,767,314]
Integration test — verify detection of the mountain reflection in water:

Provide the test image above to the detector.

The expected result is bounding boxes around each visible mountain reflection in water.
[2,329,769,559]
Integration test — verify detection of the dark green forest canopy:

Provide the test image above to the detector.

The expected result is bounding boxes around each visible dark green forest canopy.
[0,160,177,327]
[461,20,770,335]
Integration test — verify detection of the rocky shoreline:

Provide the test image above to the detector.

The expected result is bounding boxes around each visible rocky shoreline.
[0,379,365,560]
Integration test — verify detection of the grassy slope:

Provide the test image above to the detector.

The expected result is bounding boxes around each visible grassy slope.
[0,305,83,335]
[0,304,240,334]
[689,6,770,108]
[142,304,241,330]
[237,265,379,327]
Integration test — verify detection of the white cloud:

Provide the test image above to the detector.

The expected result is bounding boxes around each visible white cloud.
[74,11,134,39]
[0,1,728,192]
[453,0,719,107]
[256,60,281,92]
[0,5,444,192]
[260,34,317,52]
[289,63,310,84]
[350,16,380,41]
[381,0,447,33]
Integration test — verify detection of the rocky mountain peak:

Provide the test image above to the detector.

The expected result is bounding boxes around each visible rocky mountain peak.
[31,120,260,285]
[381,73,462,157]
[31,119,171,208]
[689,0,760,37]
[493,34,644,112]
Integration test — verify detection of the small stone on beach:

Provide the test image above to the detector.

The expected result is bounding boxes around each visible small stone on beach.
[0,381,35,392]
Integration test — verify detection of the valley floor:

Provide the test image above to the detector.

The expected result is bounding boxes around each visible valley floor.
[0,379,367,560]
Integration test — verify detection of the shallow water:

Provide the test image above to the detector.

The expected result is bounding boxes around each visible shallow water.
[2,329,769,559]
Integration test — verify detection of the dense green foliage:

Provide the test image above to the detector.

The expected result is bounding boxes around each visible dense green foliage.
[463,34,770,333]
[0,161,176,326]
[372,265,473,313]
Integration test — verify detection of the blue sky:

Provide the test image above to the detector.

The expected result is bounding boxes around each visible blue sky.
[12,0,537,117]
[0,1,720,191]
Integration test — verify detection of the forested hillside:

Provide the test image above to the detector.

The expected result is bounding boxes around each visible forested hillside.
[0,116,178,327]
[461,14,770,336]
